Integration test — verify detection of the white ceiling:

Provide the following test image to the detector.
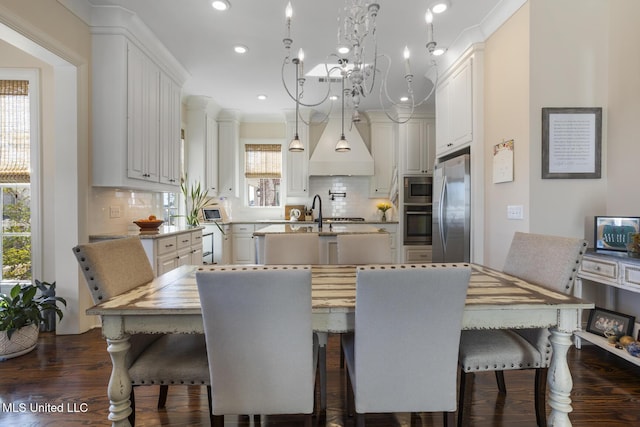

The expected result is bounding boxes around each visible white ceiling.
[83,0,524,119]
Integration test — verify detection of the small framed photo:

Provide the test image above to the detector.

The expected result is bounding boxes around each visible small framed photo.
[587,307,635,338]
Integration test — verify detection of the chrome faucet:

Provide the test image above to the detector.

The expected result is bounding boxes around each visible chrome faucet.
[311,194,323,230]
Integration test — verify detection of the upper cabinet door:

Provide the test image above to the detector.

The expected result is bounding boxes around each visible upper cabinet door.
[435,55,474,157]
[127,43,160,183]
[159,74,181,186]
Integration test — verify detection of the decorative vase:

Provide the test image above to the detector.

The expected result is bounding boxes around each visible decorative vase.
[0,323,39,361]
[381,211,387,222]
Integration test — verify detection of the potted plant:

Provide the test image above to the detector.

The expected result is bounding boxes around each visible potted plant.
[179,175,224,234]
[0,281,66,360]
[181,175,213,226]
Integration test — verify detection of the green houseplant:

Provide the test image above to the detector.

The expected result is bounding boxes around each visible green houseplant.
[0,281,66,360]
[179,175,224,233]
[181,175,212,227]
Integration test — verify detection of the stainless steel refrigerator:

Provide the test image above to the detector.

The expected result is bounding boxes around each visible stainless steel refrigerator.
[432,153,470,262]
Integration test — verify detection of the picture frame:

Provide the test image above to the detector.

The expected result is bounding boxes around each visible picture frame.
[542,107,602,179]
[594,216,640,252]
[586,307,635,338]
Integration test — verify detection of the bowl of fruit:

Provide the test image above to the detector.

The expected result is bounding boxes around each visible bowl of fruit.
[133,215,164,233]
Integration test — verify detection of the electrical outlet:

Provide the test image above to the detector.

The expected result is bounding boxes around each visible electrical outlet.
[109,206,121,219]
[507,205,524,220]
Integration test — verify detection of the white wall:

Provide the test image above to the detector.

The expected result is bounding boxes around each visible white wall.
[528,0,609,239]
[483,3,531,268]
[0,0,93,334]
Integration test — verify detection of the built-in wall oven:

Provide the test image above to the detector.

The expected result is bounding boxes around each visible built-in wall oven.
[403,204,432,245]
[404,176,432,204]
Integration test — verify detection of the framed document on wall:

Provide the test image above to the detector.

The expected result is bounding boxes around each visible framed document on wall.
[542,107,602,179]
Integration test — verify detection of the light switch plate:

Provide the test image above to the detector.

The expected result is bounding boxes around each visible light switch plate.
[507,205,524,220]
[109,206,121,218]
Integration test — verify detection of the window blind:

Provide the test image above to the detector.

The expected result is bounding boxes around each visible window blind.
[244,144,282,178]
[0,80,30,184]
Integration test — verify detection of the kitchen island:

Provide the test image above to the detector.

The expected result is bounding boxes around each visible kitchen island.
[89,226,205,276]
[253,223,388,264]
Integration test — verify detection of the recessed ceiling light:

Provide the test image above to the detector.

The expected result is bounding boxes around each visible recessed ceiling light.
[429,0,449,14]
[432,47,446,56]
[337,46,350,55]
[400,96,409,102]
[257,95,267,100]
[234,45,248,54]
[330,95,338,101]
[211,0,230,11]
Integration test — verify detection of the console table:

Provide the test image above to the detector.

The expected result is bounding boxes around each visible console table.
[575,250,640,365]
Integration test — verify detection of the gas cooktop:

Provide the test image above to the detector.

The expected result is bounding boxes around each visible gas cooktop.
[319,217,365,222]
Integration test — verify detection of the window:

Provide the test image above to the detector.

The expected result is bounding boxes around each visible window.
[0,79,32,284]
[244,143,282,207]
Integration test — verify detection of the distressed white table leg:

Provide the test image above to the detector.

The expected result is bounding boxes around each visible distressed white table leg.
[106,337,133,427]
[316,331,328,411]
[547,328,573,427]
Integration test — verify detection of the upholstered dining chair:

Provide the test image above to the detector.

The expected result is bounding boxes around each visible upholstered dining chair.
[264,233,320,264]
[457,232,587,427]
[337,233,392,265]
[342,264,471,426]
[72,237,211,426]
[196,265,318,427]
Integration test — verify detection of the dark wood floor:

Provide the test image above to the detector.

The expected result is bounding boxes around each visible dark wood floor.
[1,329,640,426]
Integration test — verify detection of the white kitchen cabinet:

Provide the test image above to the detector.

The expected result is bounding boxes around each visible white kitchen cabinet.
[142,229,203,276]
[435,52,477,157]
[187,96,219,195]
[127,42,160,183]
[285,110,310,197]
[231,224,256,264]
[91,33,184,191]
[159,73,182,186]
[206,116,219,195]
[218,110,240,198]
[368,113,396,197]
[404,246,432,263]
[399,115,435,175]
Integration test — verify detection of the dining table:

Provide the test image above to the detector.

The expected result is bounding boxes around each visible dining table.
[87,263,594,427]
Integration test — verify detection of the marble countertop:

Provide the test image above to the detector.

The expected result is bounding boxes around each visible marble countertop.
[253,223,387,236]
[90,225,204,241]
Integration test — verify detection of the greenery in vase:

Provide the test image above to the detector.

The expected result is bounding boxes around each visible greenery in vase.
[180,176,213,226]
[0,281,66,339]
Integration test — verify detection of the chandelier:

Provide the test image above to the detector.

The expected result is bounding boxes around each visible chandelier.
[282,0,446,151]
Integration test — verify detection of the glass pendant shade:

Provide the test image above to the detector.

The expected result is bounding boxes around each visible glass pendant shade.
[335,134,351,152]
[289,133,304,152]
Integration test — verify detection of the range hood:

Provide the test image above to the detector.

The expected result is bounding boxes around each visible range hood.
[308,116,374,176]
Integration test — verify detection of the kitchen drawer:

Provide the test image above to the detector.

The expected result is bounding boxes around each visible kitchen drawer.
[621,262,640,289]
[177,233,192,249]
[580,256,618,282]
[191,230,203,246]
[232,224,254,234]
[404,246,432,263]
[156,235,178,256]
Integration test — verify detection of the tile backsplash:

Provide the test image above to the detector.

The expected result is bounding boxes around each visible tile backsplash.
[89,176,395,234]
[307,176,395,221]
[89,188,175,234]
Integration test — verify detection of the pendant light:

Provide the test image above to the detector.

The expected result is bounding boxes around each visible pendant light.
[288,52,304,152]
[335,77,351,152]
